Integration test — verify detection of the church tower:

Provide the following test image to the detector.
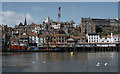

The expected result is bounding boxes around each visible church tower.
[24,17,27,25]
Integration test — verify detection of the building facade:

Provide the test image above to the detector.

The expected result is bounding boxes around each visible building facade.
[87,33,100,43]
[87,33,120,43]
[80,17,120,34]
[81,17,96,34]
[37,34,46,47]
[28,32,39,46]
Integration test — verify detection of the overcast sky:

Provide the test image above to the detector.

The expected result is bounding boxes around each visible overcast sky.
[1,2,118,27]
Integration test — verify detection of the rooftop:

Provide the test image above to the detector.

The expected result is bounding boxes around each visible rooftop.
[67,38,74,41]
[20,35,28,38]
[88,33,99,35]
[29,32,38,36]
[46,34,68,37]
[71,36,86,39]
[39,34,46,38]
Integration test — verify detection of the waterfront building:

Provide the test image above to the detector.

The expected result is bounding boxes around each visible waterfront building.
[46,34,68,43]
[2,32,6,47]
[19,33,29,46]
[71,36,86,43]
[28,32,39,46]
[100,33,120,43]
[37,34,46,47]
[46,34,68,47]
[100,35,112,43]
[5,15,120,49]
[10,36,19,46]
[1,25,13,47]
[67,38,76,47]
[112,34,120,42]
[88,33,120,43]
[87,33,100,43]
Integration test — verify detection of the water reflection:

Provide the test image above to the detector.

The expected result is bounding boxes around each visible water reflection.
[87,52,118,72]
[2,52,118,72]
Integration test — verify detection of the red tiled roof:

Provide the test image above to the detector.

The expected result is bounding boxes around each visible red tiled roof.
[10,36,19,41]
[29,32,38,36]
[10,38,17,41]
[20,35,28,38]
[47,34,68,37]
[71,36,86,39]
[29,23,37,27]
[101,36,111,38]
[113,34,120,37]
[39,34,46,38]
[49,43,67,44]
[77,42,120,44]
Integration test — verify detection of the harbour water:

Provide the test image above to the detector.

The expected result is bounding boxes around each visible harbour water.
[2,51,119,72]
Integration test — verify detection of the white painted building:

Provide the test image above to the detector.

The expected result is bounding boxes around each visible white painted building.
[100,33,113,43]
[51,23,61,29]
[112,34,120,42]
[100,33,120,43]
[44,17,53,24]
[67,38,75,47]
[88,33,100,43]
[88,33,120,43]
[19,33,28,43]
[29,33,39,45]
[87,33,120,47]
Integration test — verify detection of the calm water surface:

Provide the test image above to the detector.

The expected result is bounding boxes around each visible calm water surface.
[2,52,119,72]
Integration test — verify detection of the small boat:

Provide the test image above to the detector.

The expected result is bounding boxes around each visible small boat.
[8,43,27,52]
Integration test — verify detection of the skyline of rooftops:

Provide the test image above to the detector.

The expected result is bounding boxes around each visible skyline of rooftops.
[1,2,118,27]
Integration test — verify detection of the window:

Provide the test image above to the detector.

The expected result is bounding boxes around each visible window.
[59,40,61,43]
[32,41,34,43]
[29,40,31,43]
